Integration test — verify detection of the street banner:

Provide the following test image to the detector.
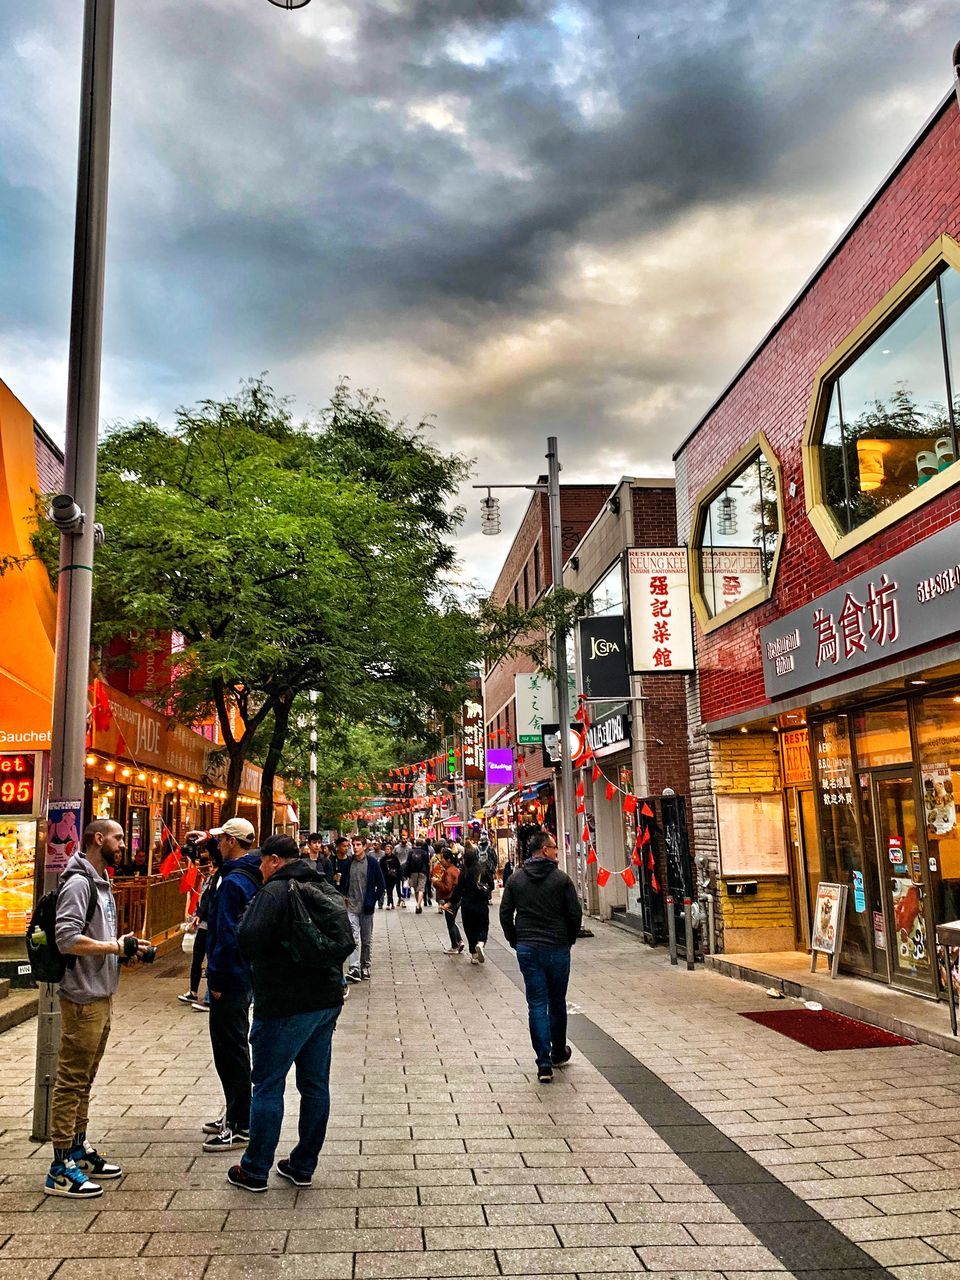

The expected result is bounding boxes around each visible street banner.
[627,547,695,673]
[576,616,629,699]
[485,748,514,787]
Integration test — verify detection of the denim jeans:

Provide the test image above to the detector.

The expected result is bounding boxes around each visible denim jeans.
[515,944,571,1071]
[347,911,374,970]
[240,1006,341,1181]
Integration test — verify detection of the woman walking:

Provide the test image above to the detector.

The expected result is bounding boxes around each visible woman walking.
[449,849,493,964]
[433,848,464,955]
[380,842,402,909]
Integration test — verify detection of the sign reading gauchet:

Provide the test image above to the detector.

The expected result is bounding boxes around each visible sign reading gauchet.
[576,616,629,699]
[760,523,960,698]
[627,547,695,673]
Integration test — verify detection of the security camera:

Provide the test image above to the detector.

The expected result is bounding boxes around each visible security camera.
[48,494,85,535]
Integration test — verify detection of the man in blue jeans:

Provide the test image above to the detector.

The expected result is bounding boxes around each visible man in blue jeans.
[228,835,353,1192]
[499,830,582,1083]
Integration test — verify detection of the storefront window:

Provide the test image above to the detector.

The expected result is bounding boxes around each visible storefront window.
[813,716,874,974]
[695,448,781,620]
[817,269,960,535]
[0,819,37,936]
[916,693,960,922]
[853,704,912,768]
[590,561,624,616]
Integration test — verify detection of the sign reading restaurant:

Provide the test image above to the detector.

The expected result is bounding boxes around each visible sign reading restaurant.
[760,524,960,698]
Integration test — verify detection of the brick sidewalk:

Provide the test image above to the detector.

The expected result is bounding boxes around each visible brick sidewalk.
[0,901,958,1278]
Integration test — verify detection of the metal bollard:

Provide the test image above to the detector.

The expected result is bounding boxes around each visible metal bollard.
[666,895,678,965]
[684,898,695,971]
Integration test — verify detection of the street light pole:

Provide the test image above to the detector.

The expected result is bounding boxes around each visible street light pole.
[32,0,116,1144]
[546,438,579,894]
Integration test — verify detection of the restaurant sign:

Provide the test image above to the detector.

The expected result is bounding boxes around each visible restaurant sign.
[585,706,631,759]
[760,524,960,698]
[626,547,695,673]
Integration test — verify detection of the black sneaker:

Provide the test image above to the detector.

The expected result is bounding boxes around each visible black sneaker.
[177,992,198,1005]
[203,1127,249,1152]
[276,1158,313,1187]
[44,1158,102,1198]
[537,1066,554,1083]
[360,967,370,981]
[227,1163,267,1193]
[202,1115,225,1135]
[551,1045,573,1068]
[71,1143,122,1179]
[346,968,362,983]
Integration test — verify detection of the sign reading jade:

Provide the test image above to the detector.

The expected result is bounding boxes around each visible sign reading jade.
[760,524,960,698]
[626,547,695,673]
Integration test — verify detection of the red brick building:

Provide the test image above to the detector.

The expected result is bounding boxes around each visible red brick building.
[673,90,960,1000]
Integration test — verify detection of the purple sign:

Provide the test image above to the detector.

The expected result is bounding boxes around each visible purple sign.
[485,748,514,787]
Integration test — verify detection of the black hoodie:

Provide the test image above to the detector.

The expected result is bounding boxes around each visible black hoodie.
[499,856,582,950]
[238,859,345,1019]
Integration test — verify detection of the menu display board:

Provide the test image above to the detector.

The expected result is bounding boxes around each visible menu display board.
[0,819,37,936]
[716,792,788,877]
[811,882,849,976]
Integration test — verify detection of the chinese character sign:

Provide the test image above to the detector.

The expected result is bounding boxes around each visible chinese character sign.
[626,548,695,673]
[514,672,575,744]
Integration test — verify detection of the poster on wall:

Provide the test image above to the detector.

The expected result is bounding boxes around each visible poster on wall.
[626,547,695,674]
[922,763,956,837]
[715,793,788,878]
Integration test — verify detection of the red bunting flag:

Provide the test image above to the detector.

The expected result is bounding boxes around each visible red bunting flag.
[592,763,602,782]
[640,802,655,818]
[115,731,128,758]
[640,824,651,846]
[651,871,660,892]
[622,794,638,815]
[179,863,199,895]
[621,866,636,888]
[646,847,655,870]
[586,847,597,865]
[91,681,113,731]
[158,850,182,878]
[605,781,616,802]
[596,867,611,887]
[631,849,641,866]
[575,780,585,798]
[581,824,590,843]
[576,803,585,815]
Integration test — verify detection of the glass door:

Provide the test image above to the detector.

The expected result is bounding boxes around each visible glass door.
[870,770,935,993]
[786,788,822,951]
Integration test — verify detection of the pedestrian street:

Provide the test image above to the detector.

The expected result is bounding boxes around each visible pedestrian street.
[2,905,960,1278]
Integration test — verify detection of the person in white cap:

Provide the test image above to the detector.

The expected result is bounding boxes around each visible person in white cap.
[199,817,262,1152]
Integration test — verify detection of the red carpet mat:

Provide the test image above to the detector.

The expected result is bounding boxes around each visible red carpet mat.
[740,1007,915,1051]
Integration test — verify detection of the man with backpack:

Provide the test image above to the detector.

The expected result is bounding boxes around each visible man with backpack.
[404,839,430,914]
[226,834,353,1192]
[200,817,262,1153]
[41,818,150,1197]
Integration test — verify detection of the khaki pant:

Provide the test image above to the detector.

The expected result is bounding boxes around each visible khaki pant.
[51,996,112,1149]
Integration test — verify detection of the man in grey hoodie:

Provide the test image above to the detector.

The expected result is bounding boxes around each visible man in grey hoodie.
[46,819,150,1198]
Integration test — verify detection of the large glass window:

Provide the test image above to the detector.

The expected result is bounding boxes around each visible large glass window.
[818,269,960,534]
[697,451,780,619]
[590,560,624,617]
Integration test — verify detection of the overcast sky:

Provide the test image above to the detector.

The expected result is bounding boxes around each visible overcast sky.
[1,1,956,590]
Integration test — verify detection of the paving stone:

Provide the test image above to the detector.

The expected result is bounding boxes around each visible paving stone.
[205,1257,355,1279]
[142,1231,288,1255]
[497,1245,643,1272]
[556,1222,692,1246]
[353,1249,500,1277]
[0,1232,150,1257]
[637,1245,786,1271]
[287,1228,424,1252]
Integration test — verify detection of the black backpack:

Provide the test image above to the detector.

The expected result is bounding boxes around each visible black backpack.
[283,878,355,970]
[26,866,98,984]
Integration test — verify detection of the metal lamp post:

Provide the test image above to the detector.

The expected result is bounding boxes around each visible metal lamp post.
[31,0,315,1145]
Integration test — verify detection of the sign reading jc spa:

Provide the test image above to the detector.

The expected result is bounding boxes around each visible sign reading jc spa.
[760,524,960,699]
[626,547,695,673]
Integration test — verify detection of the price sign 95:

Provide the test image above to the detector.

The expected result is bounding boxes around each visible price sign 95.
[0,755,37,815]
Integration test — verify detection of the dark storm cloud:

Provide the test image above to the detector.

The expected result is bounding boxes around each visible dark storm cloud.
[0,0,956,582]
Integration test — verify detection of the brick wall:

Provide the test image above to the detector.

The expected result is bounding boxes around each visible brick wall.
[675,97,960,728]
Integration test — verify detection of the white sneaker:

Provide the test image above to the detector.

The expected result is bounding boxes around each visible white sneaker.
[470,955,480,965]
[476,942,485,964]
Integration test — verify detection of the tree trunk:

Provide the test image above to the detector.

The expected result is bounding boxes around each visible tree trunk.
[222,747,245,823]
[259,694,292,839]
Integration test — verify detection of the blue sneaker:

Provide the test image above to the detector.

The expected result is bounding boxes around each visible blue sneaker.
[44,1158,103,1198]
[71,1142,122,1180]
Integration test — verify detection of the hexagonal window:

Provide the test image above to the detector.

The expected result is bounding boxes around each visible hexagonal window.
[804,236,960,558]
[691,433,783,631]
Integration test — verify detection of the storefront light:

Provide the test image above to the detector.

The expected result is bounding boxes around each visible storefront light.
[188,785,197,794]
[85,754,97,767]
[177,782,185,791]
[137,773,146,782]
[164,778,174,789]
[121,767,132,778]
[105,762,115,773]
[739,726,749,734]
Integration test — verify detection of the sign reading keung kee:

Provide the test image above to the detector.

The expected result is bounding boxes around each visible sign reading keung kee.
[627,547,695,673]
[760,523,960,698]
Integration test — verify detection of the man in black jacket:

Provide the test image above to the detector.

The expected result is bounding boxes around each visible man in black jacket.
[499,829,582,1084]
[227,835,351,1192]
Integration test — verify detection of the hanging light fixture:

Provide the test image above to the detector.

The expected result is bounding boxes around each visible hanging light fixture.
[266,0,312,7]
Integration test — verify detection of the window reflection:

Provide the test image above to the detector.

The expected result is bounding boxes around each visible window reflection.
[697,452,780,619]
[819,270,960,533]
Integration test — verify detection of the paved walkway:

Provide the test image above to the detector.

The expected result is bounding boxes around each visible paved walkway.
[2,900,960,1278]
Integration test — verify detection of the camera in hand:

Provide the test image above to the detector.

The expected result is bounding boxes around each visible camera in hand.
[119,935,157,964]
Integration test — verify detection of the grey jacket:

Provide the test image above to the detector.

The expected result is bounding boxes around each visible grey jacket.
[55,852,120,1003]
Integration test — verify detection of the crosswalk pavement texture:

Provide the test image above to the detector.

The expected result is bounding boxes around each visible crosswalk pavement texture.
[0,900,959,1277]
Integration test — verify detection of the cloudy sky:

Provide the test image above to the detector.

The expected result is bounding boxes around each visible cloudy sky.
[1,0,956,589]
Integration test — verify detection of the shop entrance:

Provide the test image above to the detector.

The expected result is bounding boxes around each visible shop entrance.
[864,769,936,994]
[786,788,821,950]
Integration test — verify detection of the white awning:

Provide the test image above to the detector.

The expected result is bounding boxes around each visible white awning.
[483,787,517,812]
